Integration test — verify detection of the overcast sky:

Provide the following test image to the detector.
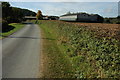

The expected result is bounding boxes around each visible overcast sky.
[9,2,119,17]
[1,0,119,17]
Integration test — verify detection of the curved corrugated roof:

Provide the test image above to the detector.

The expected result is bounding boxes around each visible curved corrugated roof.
[60,12,99,17]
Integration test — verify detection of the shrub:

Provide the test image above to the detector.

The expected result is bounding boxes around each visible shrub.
[2,19,8,29]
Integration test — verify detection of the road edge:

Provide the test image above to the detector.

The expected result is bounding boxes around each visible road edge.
[38,25,44,78]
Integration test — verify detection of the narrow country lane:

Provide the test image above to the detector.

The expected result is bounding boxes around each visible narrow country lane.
[2,23,41,78]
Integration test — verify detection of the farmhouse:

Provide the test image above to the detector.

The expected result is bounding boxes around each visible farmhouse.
[59,13,104,23]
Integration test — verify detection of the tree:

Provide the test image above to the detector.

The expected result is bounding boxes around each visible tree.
[66,11,71,15]
[11,7,24,23]
[36,10,43,20]
[117,16,120,19]
[2,2,12,31]
[2,2,36,23]
[2,2,12,23]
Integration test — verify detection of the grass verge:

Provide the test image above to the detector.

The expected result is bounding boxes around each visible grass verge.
[1,23,24,38]
[38,21,74,78]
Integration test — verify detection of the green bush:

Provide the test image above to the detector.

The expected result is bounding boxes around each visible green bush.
[2,19,8,27]
[2,20,15,32]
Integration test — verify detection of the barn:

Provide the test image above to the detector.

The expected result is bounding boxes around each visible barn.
[59,13,104,23]
[24,16,36,20]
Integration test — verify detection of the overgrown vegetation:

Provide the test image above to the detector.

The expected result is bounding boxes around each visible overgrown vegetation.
[2,2,36,23]
[35,20,74,78]
[104,17,120,24]
[1,2,36,32]
[1,23,24,38]
[35,20,120,78]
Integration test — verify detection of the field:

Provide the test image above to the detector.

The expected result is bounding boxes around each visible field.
[34,20,120,78]
[72,22,120,39]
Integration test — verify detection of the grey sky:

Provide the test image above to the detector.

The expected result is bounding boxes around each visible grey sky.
[9,2,118,17]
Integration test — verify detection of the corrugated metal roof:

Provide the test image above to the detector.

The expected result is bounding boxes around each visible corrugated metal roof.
[61,13,99,17]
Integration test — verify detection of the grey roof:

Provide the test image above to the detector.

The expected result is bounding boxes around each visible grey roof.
[61,12,99,17]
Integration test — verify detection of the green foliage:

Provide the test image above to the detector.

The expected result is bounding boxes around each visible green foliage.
[2,2,36,23]
[21,8,36,16]
[10,7,24,23]
[2,2,12,21]
[104,18,120,24]
[1,23,24,38]
[2,2,36,32]
[36,21,74,78]
[2,19,8,27]
[10,7,36,23]
[36,10,43,20]
[35,20,120,78]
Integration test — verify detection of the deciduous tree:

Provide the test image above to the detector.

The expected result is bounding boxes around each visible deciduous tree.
[36,10,43,20]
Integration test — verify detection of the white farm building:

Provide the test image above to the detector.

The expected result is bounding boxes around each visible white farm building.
[59,13,104,23]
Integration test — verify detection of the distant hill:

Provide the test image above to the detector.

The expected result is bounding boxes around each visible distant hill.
[12,7,36,16]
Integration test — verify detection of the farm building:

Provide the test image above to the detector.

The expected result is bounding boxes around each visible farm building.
[42,16,59,20]
[59,13,104,23]
[24,16,59,20]
[48,16,59,20]
[24,16,36,20]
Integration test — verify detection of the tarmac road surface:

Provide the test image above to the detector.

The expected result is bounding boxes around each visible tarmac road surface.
[2,23,41,78]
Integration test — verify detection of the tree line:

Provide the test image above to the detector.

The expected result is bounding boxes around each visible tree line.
[2,2,36,31]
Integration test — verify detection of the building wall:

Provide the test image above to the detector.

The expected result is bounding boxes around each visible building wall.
[59,15,77,21]
[77,14,98,22]
[59,14,100,22]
